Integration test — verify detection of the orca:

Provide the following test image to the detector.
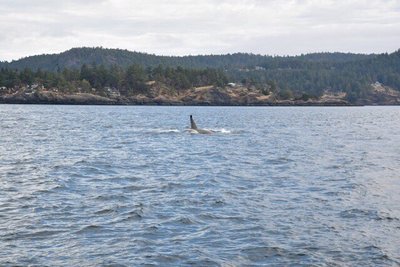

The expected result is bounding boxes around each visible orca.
[190,115,213,134]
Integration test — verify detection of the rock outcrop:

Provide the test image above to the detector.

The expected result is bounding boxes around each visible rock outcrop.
[1,83,399,106]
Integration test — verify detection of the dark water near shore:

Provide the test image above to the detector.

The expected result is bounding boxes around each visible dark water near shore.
[0,105,399,266]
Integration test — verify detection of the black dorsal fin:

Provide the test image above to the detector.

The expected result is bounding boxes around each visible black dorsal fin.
[190,115,198,130]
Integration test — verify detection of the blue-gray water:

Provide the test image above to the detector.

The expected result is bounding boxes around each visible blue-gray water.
[0,105,399,266]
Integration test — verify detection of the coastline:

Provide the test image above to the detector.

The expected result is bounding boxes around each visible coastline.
[1,83,399,106]
[0,94,354,106]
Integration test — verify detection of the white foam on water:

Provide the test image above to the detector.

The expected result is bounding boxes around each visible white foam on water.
[186,128,233,134]
[149,128,180,134]
[210,128,232,134]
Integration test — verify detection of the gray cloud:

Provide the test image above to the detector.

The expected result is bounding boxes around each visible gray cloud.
[0,0,399,61]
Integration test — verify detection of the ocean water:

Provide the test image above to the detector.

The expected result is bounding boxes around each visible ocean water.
[0,105,399,266]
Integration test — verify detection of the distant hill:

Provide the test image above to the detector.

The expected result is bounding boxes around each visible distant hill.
[1,47,376,72]
[1,47,399,105]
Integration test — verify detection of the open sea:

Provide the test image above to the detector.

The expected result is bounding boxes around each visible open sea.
[0,105,399,266]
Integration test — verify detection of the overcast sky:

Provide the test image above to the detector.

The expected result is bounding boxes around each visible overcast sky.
[0,0,399,61]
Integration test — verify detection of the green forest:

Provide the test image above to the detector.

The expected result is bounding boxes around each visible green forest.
[1,47,399,102]
[239,51,400,99]
[0,64,228,95]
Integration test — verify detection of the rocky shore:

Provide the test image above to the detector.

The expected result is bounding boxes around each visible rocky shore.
[1,83,399,106]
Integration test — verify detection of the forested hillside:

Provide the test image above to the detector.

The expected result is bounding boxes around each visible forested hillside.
[0,47,399,104]
[234,50,400,101]
[0,64,228,97]
[0,47,375,71]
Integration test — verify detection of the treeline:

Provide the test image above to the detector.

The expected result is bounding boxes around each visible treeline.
[0,47,271,71]
[0,47,374,72]
[236,50,400,101]
[0,64,228,95]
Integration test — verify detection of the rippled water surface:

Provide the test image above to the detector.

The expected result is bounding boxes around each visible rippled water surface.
[1,105,399,266]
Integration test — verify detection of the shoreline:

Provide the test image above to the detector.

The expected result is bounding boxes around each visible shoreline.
[0,96,356,107]
[0,101,370,107]
[1,85,399,106]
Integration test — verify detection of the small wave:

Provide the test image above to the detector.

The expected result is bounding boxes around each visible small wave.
[76,224,102,234]
[73,159,88,165]
[148,128,180,134]
[93,194,129,201]
[213,128,232,134]
[120,185,151,191]
[163,216,198,225]
[3,229,66,241]
[199,213,245,222]
[265,157,294,165]
[125,213,143,221]
[28,230,65,239]
[161,182,185,190]
[240,246,296,262]
[178,217,196,225]
[94,208,116,215]
[340,209,399,221]
[112,210,143,223]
